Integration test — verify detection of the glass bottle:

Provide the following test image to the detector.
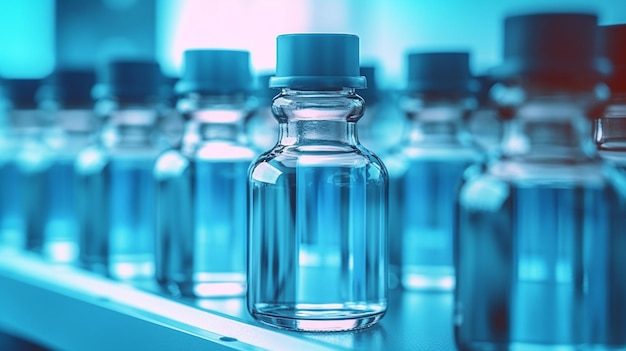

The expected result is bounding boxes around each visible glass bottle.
[76,60,167,280]
[22,69,97,263]
[454,13,624,350]
[155,49,257,298]
[0,79,41,250]
[248,34,388,332]
[384,52,480,291]
[592,23,626,349]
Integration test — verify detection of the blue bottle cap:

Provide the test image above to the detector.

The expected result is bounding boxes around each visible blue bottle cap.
[175,49,252,95]
[407,52,474,94]
[270,34,366,90]
[40,68,96,105]
[599,24,626,92]
[359,66,379,104]
[1,78,41,109]
[100,59,163,99]
[491,12,611,80]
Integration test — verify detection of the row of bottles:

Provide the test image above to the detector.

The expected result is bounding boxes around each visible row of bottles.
[0,9,625,348]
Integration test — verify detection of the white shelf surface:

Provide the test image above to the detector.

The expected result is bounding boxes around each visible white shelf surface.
[0,249,456,351]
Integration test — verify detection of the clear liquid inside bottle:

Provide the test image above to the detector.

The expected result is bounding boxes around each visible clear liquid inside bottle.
[248,89,388,332]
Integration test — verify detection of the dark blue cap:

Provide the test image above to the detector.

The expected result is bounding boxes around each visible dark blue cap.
[1,78,41,109]
[359,66,379,103]
[492,13,611,80]
[599,24,626,92]
[270,34,366,90]
[407,52,474,94]
[100,59,163,99]
[40,68,96,105]
[176,49,252,95]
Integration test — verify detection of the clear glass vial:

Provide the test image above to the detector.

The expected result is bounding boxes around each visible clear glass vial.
[384,52,480,291]
[454,13,626,351]
[23,69,97,263]
[0,79,41,250]
[248,34,388,332]
[76,60,167,280]
[155,49,257,298]
[592,23,626,349]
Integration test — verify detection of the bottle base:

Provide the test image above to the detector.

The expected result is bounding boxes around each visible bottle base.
[402,265,454,292]
[110,256,154,281]
[250,305,386,332]
[42,240,78,263]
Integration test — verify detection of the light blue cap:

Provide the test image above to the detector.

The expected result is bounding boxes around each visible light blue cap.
[176,49,252,94]
[269,34,366,89]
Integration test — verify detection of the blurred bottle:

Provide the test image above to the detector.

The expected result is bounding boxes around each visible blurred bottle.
[468,74,501,156]
[384,52,479,292]
[455,13,625,350]
[155,49,257,298]
[593,23,626,349]
[248,73,279,151]
[0,79,41,250]
[22,68,97,263]
[76,60,167,280]
[248,34,388,331]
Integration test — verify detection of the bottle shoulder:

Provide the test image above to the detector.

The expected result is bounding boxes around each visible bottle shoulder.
[382,144,480,177]
[457,158,625,207]
[76,146,109,174]
[249,144,387,184]
[253,144,385,167]
[193,141,258,161]
[384,142,480,161]
[458,161,626,216]
[154,149,190,179]
[15,140,55,174]
[154,142,257,179]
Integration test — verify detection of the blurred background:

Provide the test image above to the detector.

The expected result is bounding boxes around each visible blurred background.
[2,0,626,88]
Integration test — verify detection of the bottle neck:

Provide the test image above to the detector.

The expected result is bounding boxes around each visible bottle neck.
[97,98,161,147]
[273,88,364,147]
[180,93,253,145]
[501,97,597,161]
[401,95,470,146]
